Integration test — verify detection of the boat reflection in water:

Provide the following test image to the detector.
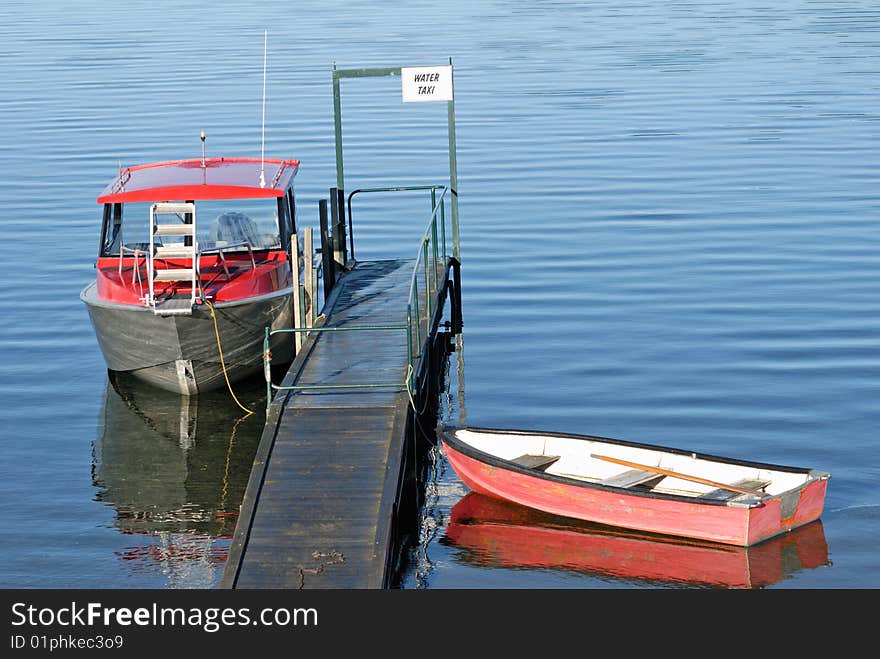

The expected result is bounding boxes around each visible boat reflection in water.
[443,492,831,589]
[92,372,264,588]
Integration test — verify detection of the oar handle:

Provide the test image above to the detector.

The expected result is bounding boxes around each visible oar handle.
[590,453,769,498]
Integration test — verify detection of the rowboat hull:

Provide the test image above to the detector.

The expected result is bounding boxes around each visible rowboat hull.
[440,427,830,547]
[82,282,293,395]
[445,492,830,588]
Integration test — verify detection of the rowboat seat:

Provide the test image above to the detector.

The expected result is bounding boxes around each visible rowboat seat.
[601,469,665,489]
[699,478,771,501]
[510,454,561,471]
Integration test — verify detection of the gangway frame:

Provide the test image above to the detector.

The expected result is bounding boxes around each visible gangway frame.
[331,59,461,261]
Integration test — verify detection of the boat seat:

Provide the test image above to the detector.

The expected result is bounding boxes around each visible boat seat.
[699,478,771,501]
[601,469,665,489]
[510,454,561,471]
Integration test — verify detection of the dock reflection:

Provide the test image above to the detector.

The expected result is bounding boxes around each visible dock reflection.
[443,492,830,589]
[92,372,264,587]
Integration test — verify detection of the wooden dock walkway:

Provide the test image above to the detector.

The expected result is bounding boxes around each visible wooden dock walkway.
[220,258,440,588]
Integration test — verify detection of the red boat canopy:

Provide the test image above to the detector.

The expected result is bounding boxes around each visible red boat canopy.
[97,157,300,204]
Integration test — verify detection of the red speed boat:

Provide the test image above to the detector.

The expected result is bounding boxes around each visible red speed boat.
[440,426,830,547]
[81,154,300,395]
[444,492,830,588]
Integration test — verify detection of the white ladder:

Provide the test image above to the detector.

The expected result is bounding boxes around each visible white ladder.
[148,202,199,315]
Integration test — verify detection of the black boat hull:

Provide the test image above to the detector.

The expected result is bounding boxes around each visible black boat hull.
[81,282,294,395]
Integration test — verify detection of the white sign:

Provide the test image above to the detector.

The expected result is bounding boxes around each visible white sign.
[401,65,453,103]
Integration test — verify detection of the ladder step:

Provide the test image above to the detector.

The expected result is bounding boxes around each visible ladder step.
[153,298,194,316]
[153,268,197,281]
[153,202,196,215]
[154,245,196,258]
[155,224,195,237]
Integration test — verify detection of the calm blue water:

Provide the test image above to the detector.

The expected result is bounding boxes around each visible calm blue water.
[0,0,877,589]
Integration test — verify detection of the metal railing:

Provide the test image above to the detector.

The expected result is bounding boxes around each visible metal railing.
[262,184,457,414]
[346,184,449,262]
[118,245,146,299]
[404,186,454,365]
[212,241,257,276]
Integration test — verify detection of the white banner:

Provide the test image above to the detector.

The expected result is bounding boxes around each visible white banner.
[401,65,454,102]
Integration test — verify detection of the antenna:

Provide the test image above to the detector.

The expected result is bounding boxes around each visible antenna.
[259,29,268,188]
[200,130,206,167]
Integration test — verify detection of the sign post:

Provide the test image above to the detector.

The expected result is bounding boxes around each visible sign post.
[331,59,460,259]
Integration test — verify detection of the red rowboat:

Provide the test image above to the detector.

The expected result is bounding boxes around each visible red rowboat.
[81,154,300,395]
[444,492,830,588]
[439,426,830,547]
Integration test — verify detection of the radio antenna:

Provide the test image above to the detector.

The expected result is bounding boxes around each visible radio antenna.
[259,29,268,188]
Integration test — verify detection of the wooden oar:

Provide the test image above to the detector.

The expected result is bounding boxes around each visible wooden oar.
[590,453,769,498]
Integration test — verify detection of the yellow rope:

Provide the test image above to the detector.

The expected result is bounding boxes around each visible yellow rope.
[204,299,254,417]
[219,413,247,509]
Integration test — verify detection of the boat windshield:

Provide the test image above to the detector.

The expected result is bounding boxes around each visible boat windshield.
[196,199,281,251]
[101,198,283,257]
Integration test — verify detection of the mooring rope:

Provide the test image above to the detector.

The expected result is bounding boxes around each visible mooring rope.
[406,362,432,417]
[204,299,254,417]
[406,363,418,411]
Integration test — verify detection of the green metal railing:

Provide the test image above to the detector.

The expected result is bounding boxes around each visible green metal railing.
[346,184,448,262]
[262,185,457,414]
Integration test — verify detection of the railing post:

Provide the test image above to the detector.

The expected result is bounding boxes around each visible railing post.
[318,198,335,299]
[332,64,344,191]
[303,226,315,327]
[406,304,414,393]
[311,259,319,324]
[440,198,447,260]
[447,58,460,262]
[423,239,432,324]
[291,232,303,353]
[413,277,421,350]
[298,282,307,345]
[430,188,439,291]
[346,190,356,261]
[337,187,347,265]
[264,327,272,415]
[431,216,439,292]
[451,256,462,334]
[330,187,347,269]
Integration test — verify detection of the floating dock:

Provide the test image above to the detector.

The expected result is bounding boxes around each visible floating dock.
[220,62,462,589]
[221,254,456,588]
[218,190,460,589]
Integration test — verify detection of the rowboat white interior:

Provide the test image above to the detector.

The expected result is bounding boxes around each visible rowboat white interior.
[453,429,813,501]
